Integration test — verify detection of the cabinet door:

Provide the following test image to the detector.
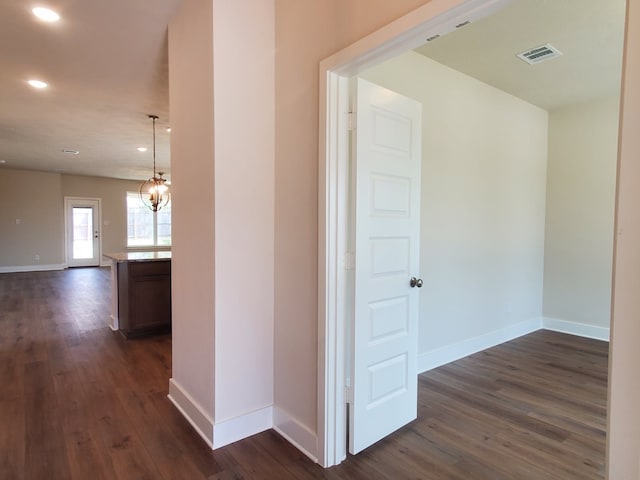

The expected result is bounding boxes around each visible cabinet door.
[120,261,172,337]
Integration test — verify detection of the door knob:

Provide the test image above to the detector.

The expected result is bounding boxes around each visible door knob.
[410,277,423,288]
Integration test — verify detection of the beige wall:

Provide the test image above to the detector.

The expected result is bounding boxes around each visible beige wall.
[0,169,64,268]
[274,0,433,444]
[543,97,619,332]
[0,169,142,270]
[608,0,640,477]
[362,51,548,357]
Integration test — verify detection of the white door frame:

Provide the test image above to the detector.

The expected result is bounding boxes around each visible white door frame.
[316,0,512,467]
[64,196,103,267]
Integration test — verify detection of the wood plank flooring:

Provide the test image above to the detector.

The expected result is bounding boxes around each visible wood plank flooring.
[0,268,607,479]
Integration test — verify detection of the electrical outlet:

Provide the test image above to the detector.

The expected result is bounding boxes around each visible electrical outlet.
[34,254,40,261]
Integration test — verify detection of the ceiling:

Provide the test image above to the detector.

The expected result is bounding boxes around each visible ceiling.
[0,0,627,182]
[0,0,180,181]
[414,0,626,111]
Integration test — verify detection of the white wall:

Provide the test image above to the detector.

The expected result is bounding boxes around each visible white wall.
[168,0,217,443]
[212,0,275,441]
[361,51,548,367]
[543,97,619,338]
[168,0,275,448]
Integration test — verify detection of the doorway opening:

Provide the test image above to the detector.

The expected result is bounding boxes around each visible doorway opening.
[318,0,624,468]
[318,0,511,466]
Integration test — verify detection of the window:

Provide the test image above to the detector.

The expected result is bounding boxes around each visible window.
[127,192,171,247]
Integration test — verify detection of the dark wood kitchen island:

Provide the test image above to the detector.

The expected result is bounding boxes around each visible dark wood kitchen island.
[104,251,171,338]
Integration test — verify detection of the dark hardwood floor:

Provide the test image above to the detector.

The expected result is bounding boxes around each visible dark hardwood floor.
[0,268,607,479]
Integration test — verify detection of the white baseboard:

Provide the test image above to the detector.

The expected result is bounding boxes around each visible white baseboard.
[213,406,273,449]
[418,317,543,373]
[0,263,66,273]
[273,406,318,463]
[168,379,276,450]
[543,316,610,341]
[168,378,214,447]
[109,315,119,331]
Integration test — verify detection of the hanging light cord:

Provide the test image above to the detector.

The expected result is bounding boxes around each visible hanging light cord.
[149,114,158,178]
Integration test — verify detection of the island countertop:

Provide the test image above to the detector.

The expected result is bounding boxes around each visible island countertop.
[104,251,172,263]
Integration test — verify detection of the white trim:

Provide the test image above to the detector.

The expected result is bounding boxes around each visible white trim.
[418,318,542,373]
[273,406,319,463]
[317,0,513,467]
[168,378,215,447]
[107,259,120,331]
[212,406,273,449]
[168,379,275,450]
[543,316,610,342]
[416,318,610,374]
[318,0,511,77]
[317,71,350,468]
[0,263,65,274]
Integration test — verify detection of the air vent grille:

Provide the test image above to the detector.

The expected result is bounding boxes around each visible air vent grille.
[516,43,562,65]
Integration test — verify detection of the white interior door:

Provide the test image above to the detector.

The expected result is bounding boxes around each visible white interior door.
[65,197,101,267]
[349,78,422,454]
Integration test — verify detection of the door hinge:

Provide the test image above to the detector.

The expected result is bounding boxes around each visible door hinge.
[344,252,355,270]
[345,386,354,405]
[347,111,356,131]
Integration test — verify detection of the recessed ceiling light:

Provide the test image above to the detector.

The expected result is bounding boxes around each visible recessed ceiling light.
[62,149,79,155]
[28,79,48,89]
[32,7,60,22]
[137,147,148,152]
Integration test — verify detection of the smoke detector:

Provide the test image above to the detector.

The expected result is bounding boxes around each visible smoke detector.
[516,43,562,65]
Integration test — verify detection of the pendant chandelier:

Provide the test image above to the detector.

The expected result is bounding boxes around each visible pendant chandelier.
[139,114,170,212]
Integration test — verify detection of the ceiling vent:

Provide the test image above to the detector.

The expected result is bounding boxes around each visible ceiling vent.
[516,43,562,65]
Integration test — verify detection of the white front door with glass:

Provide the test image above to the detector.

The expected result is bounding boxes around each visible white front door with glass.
[65,197,101,267]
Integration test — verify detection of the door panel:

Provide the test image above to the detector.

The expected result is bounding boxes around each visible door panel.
[72,207,95,259]
[66,198,101,267]
[349,78,422,454]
